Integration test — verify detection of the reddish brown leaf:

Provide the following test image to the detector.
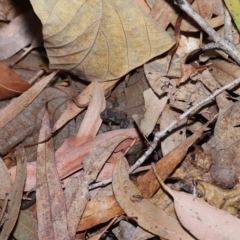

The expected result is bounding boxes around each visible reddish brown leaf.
[0,61,30,100]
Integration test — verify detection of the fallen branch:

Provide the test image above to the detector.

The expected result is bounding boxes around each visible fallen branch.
[174,0,240,64]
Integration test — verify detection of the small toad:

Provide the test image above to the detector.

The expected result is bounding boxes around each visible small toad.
[100,108,129,129]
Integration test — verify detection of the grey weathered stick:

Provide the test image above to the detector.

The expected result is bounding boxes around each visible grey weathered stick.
[174,0,240,64]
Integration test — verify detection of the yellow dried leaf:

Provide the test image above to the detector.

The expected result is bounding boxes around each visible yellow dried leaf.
[29,0,175,81]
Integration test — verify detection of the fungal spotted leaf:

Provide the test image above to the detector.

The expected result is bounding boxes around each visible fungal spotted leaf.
[29,0,175,81]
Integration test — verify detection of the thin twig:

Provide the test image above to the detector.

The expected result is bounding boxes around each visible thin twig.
[89,76,240,189]
[174,0,240,64]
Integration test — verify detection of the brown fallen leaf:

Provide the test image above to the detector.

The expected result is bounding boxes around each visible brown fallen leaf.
[36,109,70,240]
[137,119,213,198]
[29,0,174,81]
[0,61,30,100]
[0,147,26,240]
[78,195,123,232]
[0,10,41,60]
[65,134,131,239]
[112,159,194,239]
[155,170,240,240]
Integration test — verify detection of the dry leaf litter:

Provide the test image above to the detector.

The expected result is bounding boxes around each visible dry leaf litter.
[0,0,240,239]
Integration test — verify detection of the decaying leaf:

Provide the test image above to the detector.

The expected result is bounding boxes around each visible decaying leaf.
[0,147,26,240]
[29,0,175,81]
[156,173,240,240]
[36,110,69,240]
[112,159,193,239]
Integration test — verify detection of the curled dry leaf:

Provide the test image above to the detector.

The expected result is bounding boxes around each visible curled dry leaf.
[157,174,240,240]
[36,110,69,240]
[0,61,30,100]
[29,0,174,81]
[112,159,193,239]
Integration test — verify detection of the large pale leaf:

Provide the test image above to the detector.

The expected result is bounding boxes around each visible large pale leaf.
[29,0,175,81]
